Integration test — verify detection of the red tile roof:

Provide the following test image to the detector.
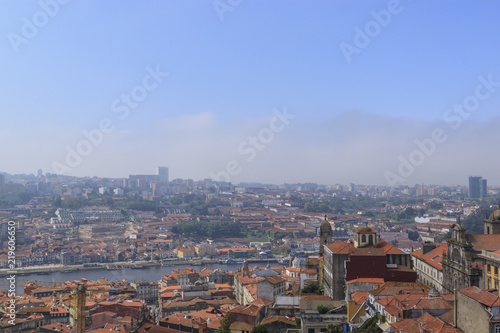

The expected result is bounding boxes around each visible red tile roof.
[411,243,446,271]
[346,278,384,285]
[460,286,500,307]
[466,234,500,252]
[325,241,353,254]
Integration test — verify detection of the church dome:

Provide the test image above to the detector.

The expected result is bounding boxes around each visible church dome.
[428,287,439,298]
[489,204,500,221]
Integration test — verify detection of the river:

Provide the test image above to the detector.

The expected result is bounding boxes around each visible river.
[13,263,243,294]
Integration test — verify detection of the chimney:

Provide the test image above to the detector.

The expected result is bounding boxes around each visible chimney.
[422,241,435,255]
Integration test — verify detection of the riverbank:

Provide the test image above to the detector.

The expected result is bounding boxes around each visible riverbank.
[0,258,280,277]
[0,259,217,277]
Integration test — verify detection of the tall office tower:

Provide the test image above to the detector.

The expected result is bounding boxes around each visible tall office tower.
[469,176,487,198]
[157,167,169,183]
[0,174,3,194]
[37,169,43,177]
[481,178,488,198]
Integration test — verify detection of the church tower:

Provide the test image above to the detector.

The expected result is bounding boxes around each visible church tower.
[484,203,500,235]
[319,215,332,256]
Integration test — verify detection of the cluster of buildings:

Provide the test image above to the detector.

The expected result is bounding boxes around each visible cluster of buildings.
[2,170,500,331]
[0,277,152,333]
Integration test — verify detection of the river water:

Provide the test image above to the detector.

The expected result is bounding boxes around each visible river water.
[14,263,243,294]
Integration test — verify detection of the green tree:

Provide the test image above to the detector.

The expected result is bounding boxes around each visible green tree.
[53,196,62,207]
[299,282,322,295]
[217,312,233,333]
[317,304,330,314]
[427,201,443,210]
[17,191,33,204]
[327,323,344,333]
[463,207,494,234]
[250,325,270,333]
[407,230,420,241]
[103,195,114,207]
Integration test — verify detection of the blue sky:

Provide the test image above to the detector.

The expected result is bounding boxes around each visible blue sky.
[1,0,500,186]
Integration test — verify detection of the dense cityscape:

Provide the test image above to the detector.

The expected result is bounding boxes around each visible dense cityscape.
[3,1,500,332]
[1,168,500,332]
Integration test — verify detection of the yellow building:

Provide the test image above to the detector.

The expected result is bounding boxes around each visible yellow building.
[175,245,196,258]
[194,244,216,257]
[479,249,500,290]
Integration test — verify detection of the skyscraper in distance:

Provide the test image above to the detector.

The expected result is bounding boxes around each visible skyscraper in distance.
[469,176,487,198]
[157,167,169,183]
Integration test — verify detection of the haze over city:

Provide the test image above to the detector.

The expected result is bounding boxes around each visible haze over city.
[1,0,500,185]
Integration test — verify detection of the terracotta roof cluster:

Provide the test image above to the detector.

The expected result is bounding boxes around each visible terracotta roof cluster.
[390,312,461,333]
[39,322,76,333]
[229,304,261,317]
[370,281,431,297]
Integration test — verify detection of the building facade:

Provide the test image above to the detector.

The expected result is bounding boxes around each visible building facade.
[323,227,414,300]
[442,215,500,292]
[411,242,446,293]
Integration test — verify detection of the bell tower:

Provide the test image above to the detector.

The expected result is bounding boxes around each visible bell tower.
[319,215,332,256]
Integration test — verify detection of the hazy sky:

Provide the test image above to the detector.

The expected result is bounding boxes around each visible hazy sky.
[1,0,500,186]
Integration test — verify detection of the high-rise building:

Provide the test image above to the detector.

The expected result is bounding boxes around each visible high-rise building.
[157,166,169,183]
[127,167,169,189]
[469,176,487,198]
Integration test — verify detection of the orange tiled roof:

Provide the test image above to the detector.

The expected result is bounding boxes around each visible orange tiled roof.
[325,241,353,254]
[350,291,368,305]
[466,234,500,252]
[346,278,384,285]
[377,241,405,255]
[460,286,500,307]
[411,243,446,271]
[260,316,296,326]
[250,297,273,307]
[230,304,261,316]
[391,313,436,333]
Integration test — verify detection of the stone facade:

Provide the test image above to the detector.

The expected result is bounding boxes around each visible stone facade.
[318,216,332,256]
[442,223,481,292]
[441,214,500,293]
[323,244,349,300]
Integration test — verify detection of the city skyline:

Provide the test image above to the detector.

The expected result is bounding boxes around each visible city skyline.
[1,1,500,185]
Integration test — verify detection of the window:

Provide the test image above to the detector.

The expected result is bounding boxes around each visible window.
[495,324,500,333]
[308,329,315,333]
[496,266,498,276]
[362,235,366,243]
